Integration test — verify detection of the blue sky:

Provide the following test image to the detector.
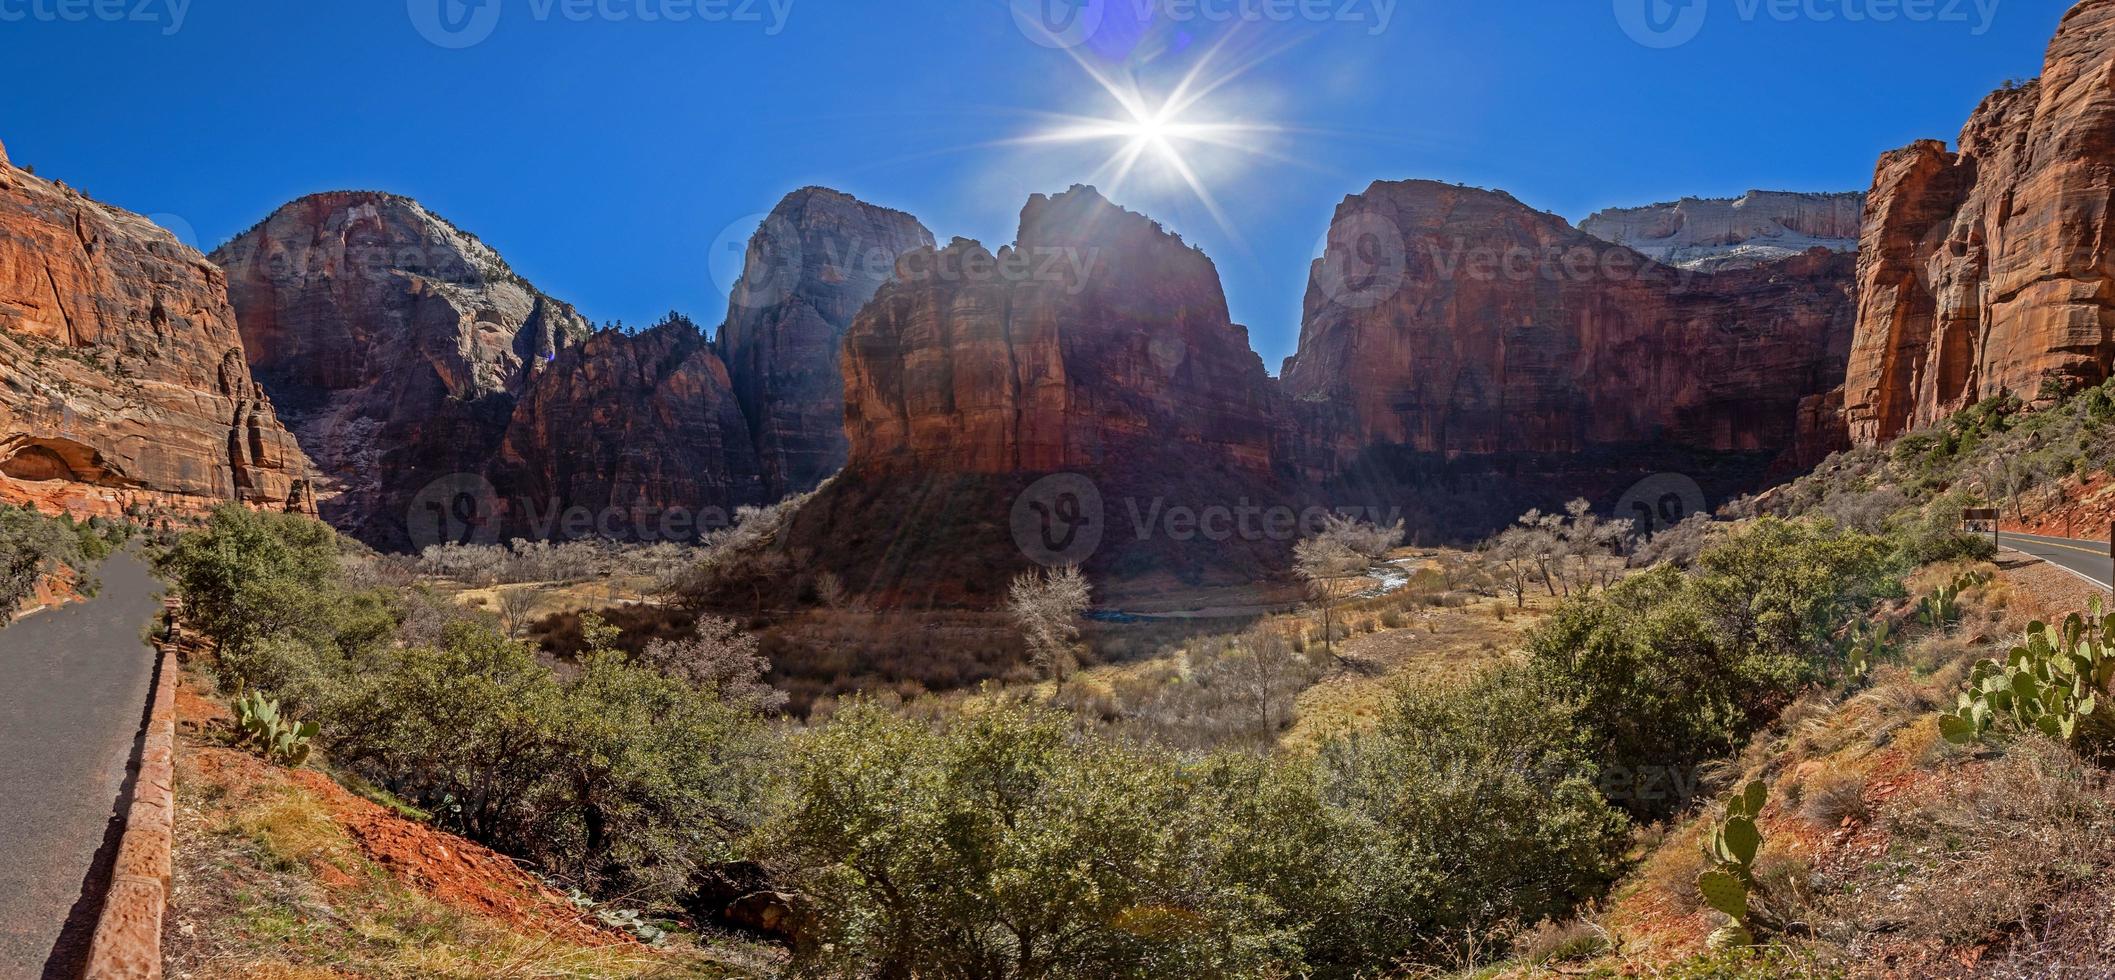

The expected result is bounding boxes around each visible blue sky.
[0,0,2066,366]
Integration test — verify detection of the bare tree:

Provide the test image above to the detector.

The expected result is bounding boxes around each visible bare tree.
[1480,526,1541,609]
[1983,446,2045,521]
[1294,515,1405,664]
[640,615,788,714]
[1008,565,1092,681]
[495,585,538,637]
[1211,631,1318,735]
[813,570,850,610]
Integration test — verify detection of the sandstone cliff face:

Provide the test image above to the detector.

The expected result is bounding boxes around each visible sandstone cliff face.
[1580,190,1865,271]
[717,188,933,498]
[794,186,1296,604]
[490,316,765,541]
[0,140,312,518]
[844,186,1282,475]
[1281,180,1858,468]
[1838,1,2115,446]
[214,192,590,545]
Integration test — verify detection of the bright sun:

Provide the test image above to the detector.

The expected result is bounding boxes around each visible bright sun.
[1008,34,1284,236]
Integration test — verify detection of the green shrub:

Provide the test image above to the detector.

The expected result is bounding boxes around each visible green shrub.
[1312,667,1632,968]
[764,699,1291,979]
[325,619,771,899]
[156,505,346,656]
[1528,519,1901,818]
[0,505,111,623]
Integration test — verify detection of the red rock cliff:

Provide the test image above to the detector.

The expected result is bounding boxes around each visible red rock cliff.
[1838,1,2115,445]
[214,192,590,545]
[489,315,765,541]
[843,186,1282,476]
[0,140,313,518]
[717,188,933,498]
[1280,180,1857,467]
[791,186,1296,605]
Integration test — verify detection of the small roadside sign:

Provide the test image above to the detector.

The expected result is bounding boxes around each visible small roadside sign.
[1963,508,2001,549]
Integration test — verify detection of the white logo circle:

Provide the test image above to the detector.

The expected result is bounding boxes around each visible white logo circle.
[710,213,806,312]
[407,473,503,550]
[1314,211,1408,310]
[1011,474,1104,567]
[146,213,199,252]
[408,0,503,50]
[1615,473,1708,535]
[1613,0,1708,49]
[1011,0,1106,50]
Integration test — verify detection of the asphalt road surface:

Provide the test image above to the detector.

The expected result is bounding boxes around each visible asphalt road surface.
[2003,530,2115,590]
[0,550,163,980]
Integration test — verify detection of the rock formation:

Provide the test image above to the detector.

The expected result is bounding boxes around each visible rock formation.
[1282,181,1858,470]
[490,314,765,542]
[716,188,933,498]
[0,142,312,518]
[1580,190,1865,271]
[214,192,590,545]
[842,186,1281,476]
[790,186,1298,605]
[1835,0,2115,446]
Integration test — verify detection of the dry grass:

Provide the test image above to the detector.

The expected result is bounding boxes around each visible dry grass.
[168,675,771,979]
[1586,556,2115,977]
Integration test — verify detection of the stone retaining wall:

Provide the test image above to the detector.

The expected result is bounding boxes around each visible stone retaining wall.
[83,600,178,979]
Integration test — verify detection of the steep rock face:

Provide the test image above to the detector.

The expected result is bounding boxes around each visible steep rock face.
[0,144,312,518]
[1839,1,2115,445]
[793,186,1294,604]
[214,193,590,545]
[844,187,1281,474]
[716,188,933,498]
[1580,190,1865,271]
[1282,181,1858,469]
[490,317,765,541]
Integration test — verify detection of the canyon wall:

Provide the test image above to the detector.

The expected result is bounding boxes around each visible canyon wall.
[1281,180,1858,470]
[1580,190,1865,271]
[214,192,589,545]
[1838,0,2115,446]
[717,188,934,498]
[0,140,312,519]
[490,315,765,541]
[791,186,1299,605]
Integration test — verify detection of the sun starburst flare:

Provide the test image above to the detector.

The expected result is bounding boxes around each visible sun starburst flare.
[1004,31,1296,238]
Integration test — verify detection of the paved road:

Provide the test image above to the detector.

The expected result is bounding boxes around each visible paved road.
[2003,530,2115,589]
[0,551,163,980]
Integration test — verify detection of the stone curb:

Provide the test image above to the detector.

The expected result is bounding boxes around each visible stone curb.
[83,604,178,980]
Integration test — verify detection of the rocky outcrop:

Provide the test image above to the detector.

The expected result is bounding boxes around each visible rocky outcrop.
[489,315,765,541]
[0,143,312,518]
[1580,190,1865,271]
[214,192,590,545]
[1838,1,2115,445]
[790,186,1297,604]
[717,188,933,498]
[1282,181,1858,469]
[843,187,1281,475]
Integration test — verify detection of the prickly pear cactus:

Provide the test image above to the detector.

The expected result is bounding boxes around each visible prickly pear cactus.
[1943,608,2115,749]
[1696,779,1769,947]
